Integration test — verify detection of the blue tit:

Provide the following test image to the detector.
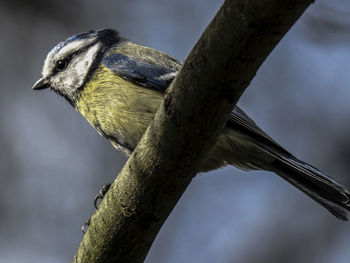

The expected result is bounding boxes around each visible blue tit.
[33,29,350,220]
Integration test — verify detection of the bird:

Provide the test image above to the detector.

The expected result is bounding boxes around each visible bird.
[33,29,350,220]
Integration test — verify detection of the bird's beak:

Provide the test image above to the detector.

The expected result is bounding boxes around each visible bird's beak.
[32,77,49,90]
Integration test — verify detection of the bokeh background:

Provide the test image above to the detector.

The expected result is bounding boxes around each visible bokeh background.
[1,0,350,262]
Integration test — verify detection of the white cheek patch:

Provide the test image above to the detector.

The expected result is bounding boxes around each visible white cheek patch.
[73,43,100,82]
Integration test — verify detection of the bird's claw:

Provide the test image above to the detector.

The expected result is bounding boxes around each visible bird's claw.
[82,219,91,233]
[93,183,111,209]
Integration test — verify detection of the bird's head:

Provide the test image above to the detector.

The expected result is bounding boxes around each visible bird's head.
[32,29,121,106]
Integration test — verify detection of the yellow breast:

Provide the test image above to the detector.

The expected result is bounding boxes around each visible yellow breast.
[76,65,163,151]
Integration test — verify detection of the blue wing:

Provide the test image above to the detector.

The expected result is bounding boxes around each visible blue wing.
[102,53,177,92]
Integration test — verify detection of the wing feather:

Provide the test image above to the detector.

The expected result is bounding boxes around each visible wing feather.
[103,53,177,92]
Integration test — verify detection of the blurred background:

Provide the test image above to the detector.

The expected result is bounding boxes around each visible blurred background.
[0,0,350,262]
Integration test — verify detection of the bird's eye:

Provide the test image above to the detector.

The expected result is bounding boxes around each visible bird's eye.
[55,59,67,71]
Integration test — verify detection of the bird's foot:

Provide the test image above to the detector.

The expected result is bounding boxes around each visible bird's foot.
[81,183,112,233]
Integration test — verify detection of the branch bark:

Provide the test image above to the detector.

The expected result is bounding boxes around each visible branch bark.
[73,0,315,262]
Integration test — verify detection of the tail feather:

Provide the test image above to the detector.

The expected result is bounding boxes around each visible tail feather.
[271,155,350,221]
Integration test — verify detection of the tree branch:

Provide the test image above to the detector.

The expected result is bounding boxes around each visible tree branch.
[73,0,315,262]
